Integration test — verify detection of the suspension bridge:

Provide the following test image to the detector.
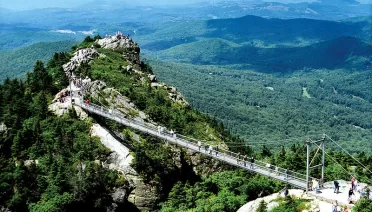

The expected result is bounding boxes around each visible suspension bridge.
[75,99,312,189]
[63,63,371,207]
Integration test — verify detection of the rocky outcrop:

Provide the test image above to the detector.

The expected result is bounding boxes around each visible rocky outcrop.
[90,124,157,211]
[83,79,150,123]
[151,82,189,106]
[96,35,138,50]
[63,47,99,73]
[96,35,140,65]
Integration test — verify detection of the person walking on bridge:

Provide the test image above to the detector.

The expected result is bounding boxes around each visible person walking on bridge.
[198,141,201,151]
[170,129,174,137]
[205,144,208,152]
[250,156,255,169]
[284,169,288,180]
[215,144,219,157]
[243,155,247,166]
[209,145,213,155]
[275,166,279,176]
[266,161,271,174]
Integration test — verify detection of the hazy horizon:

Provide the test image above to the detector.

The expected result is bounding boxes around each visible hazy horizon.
[2,0,369,11]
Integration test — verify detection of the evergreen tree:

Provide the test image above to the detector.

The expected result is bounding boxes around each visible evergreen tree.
[256,200,268,212]
[27,61,51,93]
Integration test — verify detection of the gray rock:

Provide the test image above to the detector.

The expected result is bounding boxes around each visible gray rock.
[0,123,7,133]
[148,75,157,82]
[112,187,129,204]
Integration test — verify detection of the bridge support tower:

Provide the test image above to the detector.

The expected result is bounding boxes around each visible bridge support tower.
[306,134,326,192]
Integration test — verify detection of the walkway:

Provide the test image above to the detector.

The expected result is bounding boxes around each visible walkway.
[75,100,314,189]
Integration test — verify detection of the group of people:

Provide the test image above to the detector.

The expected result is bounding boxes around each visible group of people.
[107,31,131,40]
[57,90,72,103]
[346,177,370,203]
[332,200,350,212]
[157,126,177,138]
[197,141,220,157]
[264,162,287,178]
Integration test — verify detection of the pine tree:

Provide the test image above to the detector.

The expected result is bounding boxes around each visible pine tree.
[256,200,268,212]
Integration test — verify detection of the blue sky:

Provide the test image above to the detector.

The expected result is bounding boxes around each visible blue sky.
[0,0,369,10]
[0,0,304,10]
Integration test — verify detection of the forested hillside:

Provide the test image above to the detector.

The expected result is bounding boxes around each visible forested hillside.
[0,41,76,81]
[0,36,250,211]
[149,60,372,154]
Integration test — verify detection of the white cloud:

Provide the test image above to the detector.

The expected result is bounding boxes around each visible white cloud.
[51,30,76,34]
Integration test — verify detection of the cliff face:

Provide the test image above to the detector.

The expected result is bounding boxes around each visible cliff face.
[47,34,227,211]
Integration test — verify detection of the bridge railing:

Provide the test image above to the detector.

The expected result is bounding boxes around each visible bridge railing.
[76,101,312,185]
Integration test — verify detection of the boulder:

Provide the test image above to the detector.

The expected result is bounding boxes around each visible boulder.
[0,123,7,133]
[112,187,130,204]
[73,105,88,120]
[126,65,133,72]
[148,75,157,82]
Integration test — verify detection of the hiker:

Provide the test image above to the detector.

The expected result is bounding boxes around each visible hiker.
[314,180,320,193]
[198,141,202,151]
[250,156,255,169]
[348,187,355,204]
[351,177,356,191]
[275,166,279,176]
[334,180,340,194]
[170,129,174,137]
[354,179,358,192]
[205,144,208,152]
[243,155,247,166]
[266,162,271,174]
[215,145,219,156]
[209,145,213,155]
[284,169,288,180]
[332,200,338,212]
[284,187,288,197]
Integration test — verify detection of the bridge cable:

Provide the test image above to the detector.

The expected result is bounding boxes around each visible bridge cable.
[310,138,355,179]
[325,134,372,174]
[309,145,321,167]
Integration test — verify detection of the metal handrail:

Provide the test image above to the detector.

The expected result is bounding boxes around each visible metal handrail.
[75,100,313,188]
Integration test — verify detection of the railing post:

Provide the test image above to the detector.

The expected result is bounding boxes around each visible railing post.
[321,134,325,184]
[306,139,310,193]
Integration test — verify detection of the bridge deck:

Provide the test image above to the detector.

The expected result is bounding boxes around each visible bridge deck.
[76,101,308,189]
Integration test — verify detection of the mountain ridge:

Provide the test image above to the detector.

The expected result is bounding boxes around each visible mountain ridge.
[153,36,372,72]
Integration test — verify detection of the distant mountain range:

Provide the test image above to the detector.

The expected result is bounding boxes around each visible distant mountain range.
[152,36,372,72]
[138,15,371,50]
[136,15,372,72]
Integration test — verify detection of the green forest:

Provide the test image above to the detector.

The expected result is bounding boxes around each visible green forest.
[149,60,372,154]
